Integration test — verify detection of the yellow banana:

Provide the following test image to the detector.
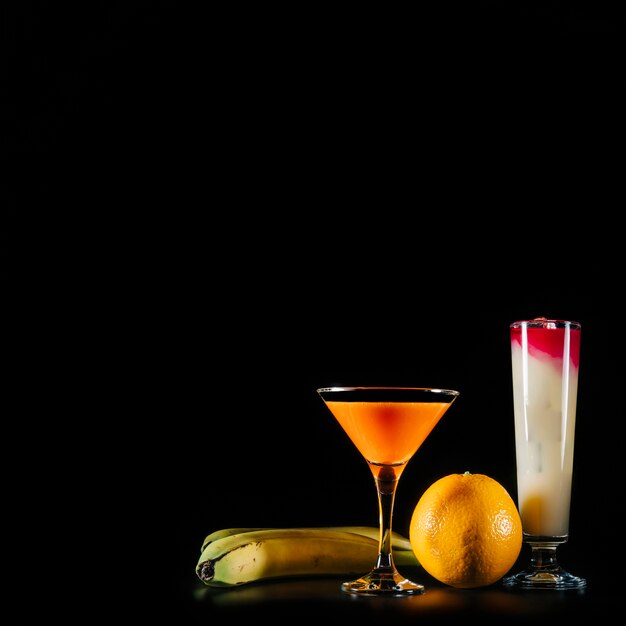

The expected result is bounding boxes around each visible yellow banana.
[201,525,413,553]
[196,527,419,587]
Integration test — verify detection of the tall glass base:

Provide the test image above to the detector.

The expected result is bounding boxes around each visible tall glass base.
[503,539,587,590]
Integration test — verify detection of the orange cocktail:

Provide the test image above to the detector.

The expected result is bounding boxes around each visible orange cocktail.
[325,401,451,473]
[318,386,459,595]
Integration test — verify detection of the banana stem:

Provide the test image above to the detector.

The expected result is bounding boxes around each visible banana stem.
[198,561,215,583]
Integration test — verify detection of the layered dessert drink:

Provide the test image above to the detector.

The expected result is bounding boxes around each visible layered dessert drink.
[510,318,581,538]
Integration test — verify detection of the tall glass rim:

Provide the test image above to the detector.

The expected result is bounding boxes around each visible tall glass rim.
[510,319,581,331]
[317,386,460,397]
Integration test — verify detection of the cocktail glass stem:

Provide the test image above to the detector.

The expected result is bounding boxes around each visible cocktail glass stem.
[373,466,399,571]
[340,463,422,594]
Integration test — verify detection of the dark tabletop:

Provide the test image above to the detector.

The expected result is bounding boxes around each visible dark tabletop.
[180,560,617,624]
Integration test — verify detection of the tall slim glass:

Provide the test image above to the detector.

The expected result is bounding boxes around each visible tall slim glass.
[503,318,586,590]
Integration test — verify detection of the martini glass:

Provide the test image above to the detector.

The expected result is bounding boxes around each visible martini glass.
[317,386,459,596]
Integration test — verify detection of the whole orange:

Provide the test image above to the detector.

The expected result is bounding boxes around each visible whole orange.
[409,472,522,589]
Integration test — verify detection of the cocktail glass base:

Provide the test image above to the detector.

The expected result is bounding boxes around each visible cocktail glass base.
[341,570,425,596]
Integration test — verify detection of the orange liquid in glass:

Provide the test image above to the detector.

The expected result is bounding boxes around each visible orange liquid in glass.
[325,401,451,466]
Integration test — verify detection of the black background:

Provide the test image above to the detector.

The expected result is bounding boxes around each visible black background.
[12,2,624,213]
[9,2,624,622]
